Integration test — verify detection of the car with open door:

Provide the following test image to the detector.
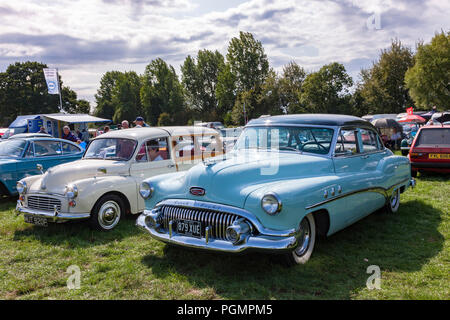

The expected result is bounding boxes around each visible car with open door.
[15,126,223,230]
[137,114,415,265]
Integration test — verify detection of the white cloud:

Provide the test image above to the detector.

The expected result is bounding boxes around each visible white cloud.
[0,0,448,106]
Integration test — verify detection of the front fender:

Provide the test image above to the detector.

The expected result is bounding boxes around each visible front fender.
[69,175,138,214]
[244,176,339,231]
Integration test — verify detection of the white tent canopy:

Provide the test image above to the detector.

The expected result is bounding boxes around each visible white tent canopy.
[44,113,111,124]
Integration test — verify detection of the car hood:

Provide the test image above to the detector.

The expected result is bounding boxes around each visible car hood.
[154,150,334,208]
[29,159,129,194]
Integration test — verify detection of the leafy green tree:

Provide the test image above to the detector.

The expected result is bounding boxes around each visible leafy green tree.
[94,71,123,119]
[226,31,270,93]
[279,61,307,114]
[110,71,142,124]
[0,61,83,127]
[300,62,353,114]
[216,64,237,122]
[405,31,450,109]
[181,50,225,121]
[140,58,185,126]
[157,112,171,126]
[358,39,415,114]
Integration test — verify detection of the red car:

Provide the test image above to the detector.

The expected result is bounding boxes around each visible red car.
[408,124,450,177]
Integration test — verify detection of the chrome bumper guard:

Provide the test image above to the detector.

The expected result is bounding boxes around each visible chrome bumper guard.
[15,200,90,222]
[136,209,300,253]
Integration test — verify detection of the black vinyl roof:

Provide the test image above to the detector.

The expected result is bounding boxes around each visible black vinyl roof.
[247,114,375,128]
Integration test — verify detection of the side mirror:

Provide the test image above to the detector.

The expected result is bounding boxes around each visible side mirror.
[36,164,44,174]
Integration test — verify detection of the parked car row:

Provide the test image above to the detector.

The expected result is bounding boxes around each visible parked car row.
[12,115,417,266]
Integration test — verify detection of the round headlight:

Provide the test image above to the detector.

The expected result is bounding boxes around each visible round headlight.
[65,184,78,199]
[139,181,154,199]
[17,181,27,194]
[261,193,282,215]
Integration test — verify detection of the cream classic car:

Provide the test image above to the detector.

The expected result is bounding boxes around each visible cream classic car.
[15,126,223,231]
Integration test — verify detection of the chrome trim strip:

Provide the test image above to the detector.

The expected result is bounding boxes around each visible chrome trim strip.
[305,178,411,210]
[154,199,297,237]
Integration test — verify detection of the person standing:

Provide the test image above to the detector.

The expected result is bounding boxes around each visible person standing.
[121,120,129,129]
[134,116,149,127]
[62,126,80,143]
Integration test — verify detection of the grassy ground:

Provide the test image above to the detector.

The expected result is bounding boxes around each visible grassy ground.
[0,173,448,300]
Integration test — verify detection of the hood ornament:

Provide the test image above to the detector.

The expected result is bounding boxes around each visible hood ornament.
[190,187,205,196]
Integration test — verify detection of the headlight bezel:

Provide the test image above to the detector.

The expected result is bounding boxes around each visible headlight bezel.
[64,184,78,199]
[139,181,154,199]
[261,192,282,215]
[16,181,27,195]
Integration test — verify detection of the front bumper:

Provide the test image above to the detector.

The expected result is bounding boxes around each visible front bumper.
[15,200,90,222]
[136,213,300,253]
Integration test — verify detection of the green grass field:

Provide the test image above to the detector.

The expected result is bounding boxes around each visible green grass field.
[0,173,448,300]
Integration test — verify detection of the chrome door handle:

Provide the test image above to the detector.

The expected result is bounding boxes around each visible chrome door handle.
[167,164,175,168]
[361,155,369,159]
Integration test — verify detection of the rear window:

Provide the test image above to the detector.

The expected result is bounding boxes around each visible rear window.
[415,129,450,147]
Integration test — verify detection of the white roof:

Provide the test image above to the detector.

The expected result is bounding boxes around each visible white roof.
[44,113,111,124]
[94,126,219,142]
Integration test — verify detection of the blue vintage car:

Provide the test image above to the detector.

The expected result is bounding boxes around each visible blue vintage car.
[0,137,84,196]
[136,114,415,265]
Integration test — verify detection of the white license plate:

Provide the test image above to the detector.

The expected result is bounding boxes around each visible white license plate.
[24,214,48,227]
[176,219,202,238]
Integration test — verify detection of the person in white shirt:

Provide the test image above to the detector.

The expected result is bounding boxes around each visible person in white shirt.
[148,140,163,161]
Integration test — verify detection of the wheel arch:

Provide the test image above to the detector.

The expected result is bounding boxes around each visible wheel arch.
[94,191,132,215]
[310,209,330,237]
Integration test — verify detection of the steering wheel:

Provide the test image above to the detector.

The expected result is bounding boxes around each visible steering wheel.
[299,142,328,152]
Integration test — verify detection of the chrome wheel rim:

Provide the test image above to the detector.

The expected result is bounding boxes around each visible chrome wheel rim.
[294,218,311,257]
[98,201,121,230]
[390,189,399,209]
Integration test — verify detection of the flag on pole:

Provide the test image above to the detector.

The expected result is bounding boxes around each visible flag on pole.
[43,68,60,95]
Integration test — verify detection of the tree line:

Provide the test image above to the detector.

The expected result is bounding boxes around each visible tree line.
[0,31,448,128]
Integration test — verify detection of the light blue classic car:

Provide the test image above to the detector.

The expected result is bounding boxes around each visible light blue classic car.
[0,136,84,196]
[136,114,415,265]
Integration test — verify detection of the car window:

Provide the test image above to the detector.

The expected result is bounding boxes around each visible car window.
[0,139,27,158]
[174,135,196,159]
[335,129,359,156]
[62,142,81,155]
[136,137,170,162]
[84,138,137,161]
[360,128,383,153]
[34,140,62,157]
[415,128,450,147]
[25,143,34,158]
[235,126,334,155]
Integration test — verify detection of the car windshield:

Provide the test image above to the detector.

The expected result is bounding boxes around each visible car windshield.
[84,138,137,160]
[0,139,27,158]
[415,128,450,148]
[234,126,334,155]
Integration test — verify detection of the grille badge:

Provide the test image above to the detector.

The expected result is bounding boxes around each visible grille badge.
[190,187,205,196]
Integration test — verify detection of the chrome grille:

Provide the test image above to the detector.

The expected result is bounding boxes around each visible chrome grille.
[160,205,241,240]
[27,196,62,212]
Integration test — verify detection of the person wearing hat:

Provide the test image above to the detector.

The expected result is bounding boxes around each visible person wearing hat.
[134,116,149,127]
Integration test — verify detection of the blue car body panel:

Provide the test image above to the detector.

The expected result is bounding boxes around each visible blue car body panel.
[0,138,84,195]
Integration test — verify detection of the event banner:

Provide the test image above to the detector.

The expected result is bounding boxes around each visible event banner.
[43,68,60,95]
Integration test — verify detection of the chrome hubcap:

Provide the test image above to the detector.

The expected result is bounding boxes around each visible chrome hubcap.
[295,218,311,257]
[391,189,399,208]
[98,201,120,229]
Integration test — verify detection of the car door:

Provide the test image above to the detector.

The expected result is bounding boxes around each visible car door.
[15,141,42,181]
[172,135,201,171]
[130,136,177,211]
[332,127,382,227]
[32,140,64,172]
[61,141,83,163]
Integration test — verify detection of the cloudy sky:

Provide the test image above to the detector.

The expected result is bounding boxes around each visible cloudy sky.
[0,0,448,106]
